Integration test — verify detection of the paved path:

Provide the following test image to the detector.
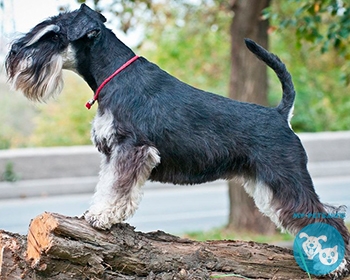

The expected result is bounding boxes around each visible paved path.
[1,176,349,235]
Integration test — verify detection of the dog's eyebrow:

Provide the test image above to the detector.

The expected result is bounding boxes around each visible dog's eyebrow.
[25,25,60,47]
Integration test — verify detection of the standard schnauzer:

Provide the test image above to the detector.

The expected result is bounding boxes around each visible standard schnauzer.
[5,4,349,277]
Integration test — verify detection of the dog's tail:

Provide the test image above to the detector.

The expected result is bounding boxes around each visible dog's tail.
[244,38,295,121]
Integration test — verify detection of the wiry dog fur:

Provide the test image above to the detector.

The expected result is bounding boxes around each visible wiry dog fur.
[5,4,350,278]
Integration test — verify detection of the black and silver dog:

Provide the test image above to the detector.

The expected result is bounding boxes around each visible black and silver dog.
[5,4,349,276]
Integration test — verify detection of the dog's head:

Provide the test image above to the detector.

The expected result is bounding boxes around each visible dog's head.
[5,4,107,102]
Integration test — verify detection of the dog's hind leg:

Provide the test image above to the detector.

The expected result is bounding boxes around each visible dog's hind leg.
[272,172,350,278]
[245,168,349,243]
[85,145,160,229]
[244,165,350,277]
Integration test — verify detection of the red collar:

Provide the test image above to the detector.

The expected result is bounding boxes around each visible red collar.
[85,55,140,109]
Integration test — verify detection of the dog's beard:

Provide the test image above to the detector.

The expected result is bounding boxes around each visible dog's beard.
[8,52,64,102]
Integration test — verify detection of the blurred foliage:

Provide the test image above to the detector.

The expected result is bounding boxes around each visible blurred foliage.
[1,71,95,148]
[264,0,350,84]
[267,0,350,131]
[1,0,350,149]
[1,162,20,182]
[28,72,95,147]
[71,0,231,94]
[73,0,153,36]
[268,38,350,132]
[138,1,231,95]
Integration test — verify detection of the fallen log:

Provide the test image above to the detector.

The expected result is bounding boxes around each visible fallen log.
[0,212,341,279]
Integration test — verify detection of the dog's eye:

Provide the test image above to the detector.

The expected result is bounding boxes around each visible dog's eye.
[51,34,59,42]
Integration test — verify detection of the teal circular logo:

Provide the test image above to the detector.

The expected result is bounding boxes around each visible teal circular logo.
[293,223,345,276]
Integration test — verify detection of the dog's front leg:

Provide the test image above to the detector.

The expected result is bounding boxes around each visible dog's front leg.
[85,145,160,230]
[84,152,118,229]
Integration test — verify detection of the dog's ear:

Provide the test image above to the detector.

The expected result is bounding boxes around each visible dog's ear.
[67,4,106,41]
[80,4,106,22]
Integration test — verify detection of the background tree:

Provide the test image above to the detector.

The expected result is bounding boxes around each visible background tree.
[225,0,276,234]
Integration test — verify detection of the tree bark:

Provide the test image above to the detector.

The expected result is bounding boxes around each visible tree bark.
[229,0,270,104]
[0,212,332,279]
[227,0,276,234]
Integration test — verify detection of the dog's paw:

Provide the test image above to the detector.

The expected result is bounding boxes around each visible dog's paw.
[328,258,349,280]
[84,199,137,230]
[84,209,116,230]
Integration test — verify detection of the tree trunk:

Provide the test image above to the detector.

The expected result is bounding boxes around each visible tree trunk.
[0,212,328,279]
[226,0,276,234]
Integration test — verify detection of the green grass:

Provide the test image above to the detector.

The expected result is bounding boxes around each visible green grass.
[182,226,293,244]
[184,224,350,244]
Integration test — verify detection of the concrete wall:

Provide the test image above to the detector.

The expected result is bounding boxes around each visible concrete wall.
[0,146,100,180]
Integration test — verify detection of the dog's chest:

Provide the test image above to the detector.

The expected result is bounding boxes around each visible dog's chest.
[91,110,116,154]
